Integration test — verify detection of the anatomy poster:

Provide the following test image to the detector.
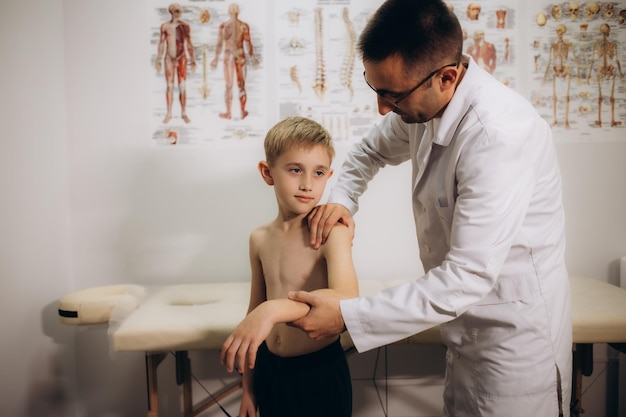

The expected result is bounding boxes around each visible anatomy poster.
[528,2,626,141]
[446,1,522,89]
[149,0,626,146]
[274,1,381,143]
[150,1,268,146]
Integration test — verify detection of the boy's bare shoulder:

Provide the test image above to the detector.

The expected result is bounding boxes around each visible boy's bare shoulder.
[322,223,352,247]
[250,222,272,246]
[329,222,351,237]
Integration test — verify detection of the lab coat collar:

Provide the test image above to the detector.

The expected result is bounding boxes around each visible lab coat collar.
[433,55,486,147]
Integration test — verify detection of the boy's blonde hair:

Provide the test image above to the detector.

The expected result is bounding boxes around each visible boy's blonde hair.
[264,117,335,165]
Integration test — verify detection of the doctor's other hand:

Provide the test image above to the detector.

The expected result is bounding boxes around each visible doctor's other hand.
[308,203,355,249]
[220,307,273,374]
[288,291,345,340]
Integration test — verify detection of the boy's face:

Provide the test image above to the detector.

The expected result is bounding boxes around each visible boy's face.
[261,144,333,217]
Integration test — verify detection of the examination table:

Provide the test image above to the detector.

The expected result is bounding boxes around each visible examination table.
[58,276,626,417]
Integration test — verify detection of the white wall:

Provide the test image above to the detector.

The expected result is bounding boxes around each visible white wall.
[557,142,626,285]
[0,0,76,416]
[1,0,625,416]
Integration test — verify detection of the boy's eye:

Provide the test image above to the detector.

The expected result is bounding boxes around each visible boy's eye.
[290,167,302,173]
[315,170,325,176]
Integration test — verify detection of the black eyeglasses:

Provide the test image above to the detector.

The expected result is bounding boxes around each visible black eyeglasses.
[363,62,458,108]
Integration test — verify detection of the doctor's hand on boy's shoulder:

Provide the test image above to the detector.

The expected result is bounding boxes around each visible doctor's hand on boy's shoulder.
[308,203,355,249]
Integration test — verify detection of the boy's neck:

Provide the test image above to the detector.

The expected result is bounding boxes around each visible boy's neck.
[274,211,309,233]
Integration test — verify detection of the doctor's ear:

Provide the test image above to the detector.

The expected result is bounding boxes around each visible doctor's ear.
[258,161,274,185]
[440,67,460,88]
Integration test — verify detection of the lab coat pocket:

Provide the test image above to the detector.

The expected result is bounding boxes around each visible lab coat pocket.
[476,275,541,306]
[442,296,560,417]
[470,299,557,398]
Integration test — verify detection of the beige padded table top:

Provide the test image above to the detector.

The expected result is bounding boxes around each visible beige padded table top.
[111,282,250,352]
[570,276,626,344]
[110,276,626,352]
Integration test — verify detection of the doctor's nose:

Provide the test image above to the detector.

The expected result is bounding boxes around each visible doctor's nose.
[377,96,395,116]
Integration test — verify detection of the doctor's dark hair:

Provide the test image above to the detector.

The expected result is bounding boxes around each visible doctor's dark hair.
[263,116,335,165]
[358,0,463,75]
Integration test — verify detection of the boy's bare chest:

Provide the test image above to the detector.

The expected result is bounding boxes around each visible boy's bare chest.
[258,238,327,296]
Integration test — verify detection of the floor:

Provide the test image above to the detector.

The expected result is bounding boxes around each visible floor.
[192,344,447,417]
[152,344,623,417]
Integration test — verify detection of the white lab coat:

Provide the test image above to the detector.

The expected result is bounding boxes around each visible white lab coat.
[333,56,572,417]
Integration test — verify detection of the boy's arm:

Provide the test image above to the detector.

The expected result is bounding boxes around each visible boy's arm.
[318,224,359,298]
[246,233,266,315]
[289,224,359,339]
[221,298,310,373]
[222,230,312,373]
[222,225,359,373]
[238,368,257,417]
[227,231,268,397]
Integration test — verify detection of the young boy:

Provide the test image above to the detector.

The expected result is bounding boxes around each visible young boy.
[221,116,359,417]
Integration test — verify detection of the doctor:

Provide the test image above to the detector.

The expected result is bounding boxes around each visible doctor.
[289,0,572,416]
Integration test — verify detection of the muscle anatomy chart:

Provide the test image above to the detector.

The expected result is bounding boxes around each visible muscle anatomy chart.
[149,1,267,146]
[446,0,521,89]
[148,0,625,146]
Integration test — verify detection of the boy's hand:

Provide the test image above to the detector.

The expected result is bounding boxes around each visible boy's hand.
[221,307,273,374]
[308,204,355,249]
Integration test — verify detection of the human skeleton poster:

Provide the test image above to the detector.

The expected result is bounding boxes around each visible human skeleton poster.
[148,0,626,146]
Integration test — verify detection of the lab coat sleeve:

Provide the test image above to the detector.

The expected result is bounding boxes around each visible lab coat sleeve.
[341,111,548,353]
[328,114,413,214]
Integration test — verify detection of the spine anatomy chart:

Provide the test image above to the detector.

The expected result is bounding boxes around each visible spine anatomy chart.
[276,2,380,142]
[312,8,327,100]
[341,7,357,101]
[148,1,625,147]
